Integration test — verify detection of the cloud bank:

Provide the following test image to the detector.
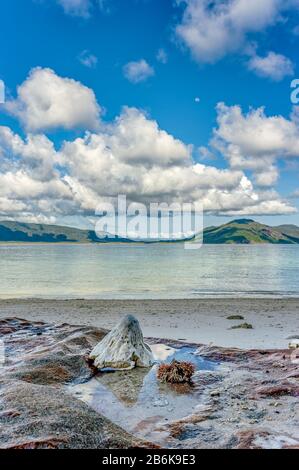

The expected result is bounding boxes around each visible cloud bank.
[0,68,296,224]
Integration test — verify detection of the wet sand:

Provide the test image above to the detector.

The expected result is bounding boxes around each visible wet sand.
[0,298,298,349]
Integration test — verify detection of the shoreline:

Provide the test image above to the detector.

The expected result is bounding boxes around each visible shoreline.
[0,298,298,350]
[2,316,298,449]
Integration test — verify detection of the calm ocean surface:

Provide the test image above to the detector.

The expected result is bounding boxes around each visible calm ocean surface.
[0,244,298,299]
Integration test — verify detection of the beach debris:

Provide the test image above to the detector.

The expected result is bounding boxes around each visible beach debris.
[157,360,195,384]
[89,315,154,371]
[230,322,253,330]
[269,402,280,407]
[210,389,221,397]
[227,315,244,320]
[152,397,169,407]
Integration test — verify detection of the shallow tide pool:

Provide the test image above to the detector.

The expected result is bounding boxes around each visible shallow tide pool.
[69,344,220,446]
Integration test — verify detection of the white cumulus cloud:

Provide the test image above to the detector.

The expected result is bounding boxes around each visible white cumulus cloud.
[176,0,281,64]
[6,68,101,133]
[123,60,155,84]
[248,51,294,81]
[212,102,299,186]
[175,0,299,81]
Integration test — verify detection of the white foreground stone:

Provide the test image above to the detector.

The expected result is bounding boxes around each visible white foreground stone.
[89,315,154,370]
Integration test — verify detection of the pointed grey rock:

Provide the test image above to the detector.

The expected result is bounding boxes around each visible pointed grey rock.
[89,315,154,371]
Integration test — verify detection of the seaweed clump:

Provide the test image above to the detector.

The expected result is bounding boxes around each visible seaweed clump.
[230,322,253,330]
[227,315,244,320]
[157,360,195,384]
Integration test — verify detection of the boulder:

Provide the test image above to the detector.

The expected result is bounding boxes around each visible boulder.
[89,315,154,371]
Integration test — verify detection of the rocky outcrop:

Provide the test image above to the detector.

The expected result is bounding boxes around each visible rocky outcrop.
[0,318,298,449]
[89,315,154,371]
[0,318,155,449]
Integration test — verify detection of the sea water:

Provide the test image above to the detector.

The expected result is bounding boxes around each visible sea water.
[0,243,298,299]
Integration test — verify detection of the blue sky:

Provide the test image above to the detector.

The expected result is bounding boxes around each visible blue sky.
[0,0,299,228]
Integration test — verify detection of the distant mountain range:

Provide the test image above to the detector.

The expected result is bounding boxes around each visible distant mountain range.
[0,219,299,244]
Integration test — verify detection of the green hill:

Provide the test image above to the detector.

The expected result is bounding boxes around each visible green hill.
[0,221,94,243]
[275,224,299,243]
[203,219,299,244]
[0,221,134,243]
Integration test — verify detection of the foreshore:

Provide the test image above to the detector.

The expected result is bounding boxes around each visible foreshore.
[0,298,298,349]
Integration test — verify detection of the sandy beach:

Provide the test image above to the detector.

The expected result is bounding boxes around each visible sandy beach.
[0,298,298,349]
